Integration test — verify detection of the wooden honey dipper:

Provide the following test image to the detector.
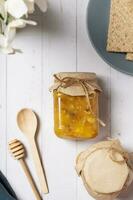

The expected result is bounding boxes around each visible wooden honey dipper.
[8,139,42,200]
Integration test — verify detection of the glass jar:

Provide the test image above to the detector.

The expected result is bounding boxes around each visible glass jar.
[51,72,101,140]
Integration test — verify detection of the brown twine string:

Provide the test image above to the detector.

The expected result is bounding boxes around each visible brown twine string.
[53,74,105,127]
[54,74,97,111]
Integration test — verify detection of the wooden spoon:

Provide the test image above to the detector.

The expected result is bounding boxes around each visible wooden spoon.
[8,139,42,200]
[17,108,49,194]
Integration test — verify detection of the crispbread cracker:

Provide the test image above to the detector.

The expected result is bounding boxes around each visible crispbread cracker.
[107,0,133,52]
[126,53,133,61]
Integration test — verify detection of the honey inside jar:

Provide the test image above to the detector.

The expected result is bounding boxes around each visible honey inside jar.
[54,91,99,140]
[50,72,102,140]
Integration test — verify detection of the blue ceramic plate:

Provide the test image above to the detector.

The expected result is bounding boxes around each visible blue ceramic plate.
[87,0,133,75]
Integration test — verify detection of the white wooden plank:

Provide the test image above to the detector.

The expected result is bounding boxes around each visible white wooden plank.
[6,10,43,200]
[110,68,133,152]
[0,55,7,175]
[76,0,111,199]
[42,0,77,200]
[110,65,133,200]
[1,0,133,199]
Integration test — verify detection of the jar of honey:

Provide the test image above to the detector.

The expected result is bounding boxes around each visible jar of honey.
[50,72,102,140]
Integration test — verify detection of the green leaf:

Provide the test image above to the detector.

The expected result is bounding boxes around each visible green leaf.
[0,14,4,21]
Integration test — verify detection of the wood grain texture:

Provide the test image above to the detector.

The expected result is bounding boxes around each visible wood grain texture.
[6,9,43,200]
[76,0,111,199]
[0,55,7,175]
[0,0,132,200]
[42,0,77,199]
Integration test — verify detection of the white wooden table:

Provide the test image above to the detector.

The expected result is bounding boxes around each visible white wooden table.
[0,0,133,199]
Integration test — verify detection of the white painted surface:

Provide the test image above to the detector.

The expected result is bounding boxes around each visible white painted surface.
[0,0,133,200]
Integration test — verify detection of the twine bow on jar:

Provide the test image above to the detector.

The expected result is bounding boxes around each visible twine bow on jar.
[50,73,105,127]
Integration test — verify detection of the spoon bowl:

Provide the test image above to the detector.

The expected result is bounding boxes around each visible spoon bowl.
[17,108,37,138]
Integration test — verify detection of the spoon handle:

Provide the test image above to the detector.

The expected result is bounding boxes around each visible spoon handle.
[29,138,49,194]
[19,159,42,200]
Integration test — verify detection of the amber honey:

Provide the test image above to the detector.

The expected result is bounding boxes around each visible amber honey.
[54,91,99,140]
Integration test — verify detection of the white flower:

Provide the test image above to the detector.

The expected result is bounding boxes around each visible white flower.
[0,19,37,54]
[5,0,28,18]
[0,0,48,54]
[35,0,47,12]
[24,0,48,13]
[0,0,6,19]
[6,19,37,29]
[24,0,35,14]
[0,31,15,54]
